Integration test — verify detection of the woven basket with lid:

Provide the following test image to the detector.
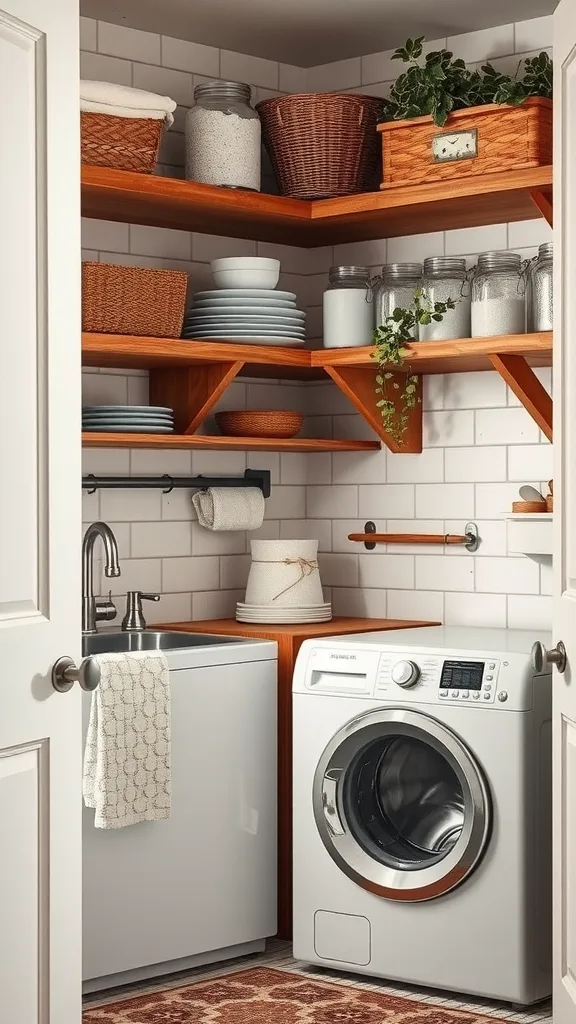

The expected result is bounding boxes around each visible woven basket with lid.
[256,93,383,199]
[82,262,187,337]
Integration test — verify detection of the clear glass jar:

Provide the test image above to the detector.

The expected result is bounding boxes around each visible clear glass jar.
[530,241,553,331]
[420,257,471,341]
[185,80,261,191]
[471,252,527,337]
[323,266,374,348]
[374,263,422,339]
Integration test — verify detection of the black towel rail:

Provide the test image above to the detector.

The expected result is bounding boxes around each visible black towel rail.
[82,468,271,497]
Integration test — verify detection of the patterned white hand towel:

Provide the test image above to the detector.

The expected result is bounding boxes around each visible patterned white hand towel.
[80,80,177,125]
[83,651,171,829]
[192,486,265,531]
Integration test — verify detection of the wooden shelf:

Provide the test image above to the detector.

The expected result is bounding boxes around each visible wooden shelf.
[81,433,381,452]
[82,333,318,380]
[81,164,552,247]
[312,332,553,374]
[82,331,553,451]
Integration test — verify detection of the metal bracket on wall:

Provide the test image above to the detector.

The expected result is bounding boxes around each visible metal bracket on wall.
[82,467,271,498]
[352,521,480,552]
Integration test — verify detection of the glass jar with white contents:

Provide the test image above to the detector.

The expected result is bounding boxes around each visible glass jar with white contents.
[530,241,553,331]
[420,257,471,341]
[323,266,374,348]
[185,80,261,191]
[471,252,527,337]
[374,263,422,339]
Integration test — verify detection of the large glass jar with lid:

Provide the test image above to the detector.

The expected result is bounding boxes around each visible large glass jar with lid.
[471,252,527,337]
[323,266,374,348]
[185,80,261,191]
[374,263,422,339]
[420,257,471,341]
[530,241,553,331]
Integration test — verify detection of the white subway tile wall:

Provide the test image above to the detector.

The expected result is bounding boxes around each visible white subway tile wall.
[81,17,553,629]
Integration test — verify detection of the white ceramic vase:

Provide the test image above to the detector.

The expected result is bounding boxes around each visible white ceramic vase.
[244,539,324,608]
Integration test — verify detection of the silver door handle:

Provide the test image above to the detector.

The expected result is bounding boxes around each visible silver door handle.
[531,640,567,674]
[52,655,101,693]
[321,769,345,836]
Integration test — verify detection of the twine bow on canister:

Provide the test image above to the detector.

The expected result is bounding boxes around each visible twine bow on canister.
[252,556,319,601]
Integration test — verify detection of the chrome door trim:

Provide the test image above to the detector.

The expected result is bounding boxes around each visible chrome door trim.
[313,707,491,902]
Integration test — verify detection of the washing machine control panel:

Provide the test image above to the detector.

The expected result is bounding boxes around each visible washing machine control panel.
[377,654,501,704]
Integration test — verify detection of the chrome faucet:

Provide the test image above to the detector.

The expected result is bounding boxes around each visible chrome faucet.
[82,522,121,635]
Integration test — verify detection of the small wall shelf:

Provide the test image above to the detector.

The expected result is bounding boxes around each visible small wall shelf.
[505,512,553,556]
[82,332,553,454]
[81,164,552,247]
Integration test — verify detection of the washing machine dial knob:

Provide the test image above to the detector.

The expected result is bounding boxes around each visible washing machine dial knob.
[391,660,420,688]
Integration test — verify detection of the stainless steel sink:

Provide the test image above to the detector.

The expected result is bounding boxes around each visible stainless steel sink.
[82,630,242,656]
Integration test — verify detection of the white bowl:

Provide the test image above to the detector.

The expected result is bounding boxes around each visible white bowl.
[211,257,281,290]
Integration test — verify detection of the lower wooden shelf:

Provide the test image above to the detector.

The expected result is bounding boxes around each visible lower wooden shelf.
[81,433,381,452]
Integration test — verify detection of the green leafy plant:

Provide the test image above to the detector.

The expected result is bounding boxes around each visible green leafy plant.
[372,291,455,444]
[382,36,553,126]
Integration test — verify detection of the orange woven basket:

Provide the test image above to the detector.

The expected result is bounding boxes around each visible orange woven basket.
[81,112,164,173]
[82,262,188,338]
[256,93,383,199]
[216,410,304,439]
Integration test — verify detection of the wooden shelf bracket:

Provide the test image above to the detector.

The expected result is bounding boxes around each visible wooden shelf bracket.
[530,188,553,227]
[149,360,245,434]
[324,365,423,454]
[489,353,553,441]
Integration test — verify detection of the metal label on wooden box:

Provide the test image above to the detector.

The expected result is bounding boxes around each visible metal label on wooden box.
[432,128,478,163]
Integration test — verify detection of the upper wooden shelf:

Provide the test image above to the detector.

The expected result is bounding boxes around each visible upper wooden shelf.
[312,332,553,375]
[83,331,552,376]
[81,165,553,247]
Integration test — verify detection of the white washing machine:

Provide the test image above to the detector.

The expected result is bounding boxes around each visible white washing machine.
[292,626,552,1005]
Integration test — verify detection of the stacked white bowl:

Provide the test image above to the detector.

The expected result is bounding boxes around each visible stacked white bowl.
[182,258,307,346]
[237,540,332,624]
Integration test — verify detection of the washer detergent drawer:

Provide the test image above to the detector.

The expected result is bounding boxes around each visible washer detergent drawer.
[82,657,277,983]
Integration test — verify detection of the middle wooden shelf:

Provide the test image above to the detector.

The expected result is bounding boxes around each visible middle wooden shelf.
[82,330,553,453]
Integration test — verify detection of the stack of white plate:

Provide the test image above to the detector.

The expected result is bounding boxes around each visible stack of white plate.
[182,289,307,346]
[236,602,332,624]
[82,405,175,434]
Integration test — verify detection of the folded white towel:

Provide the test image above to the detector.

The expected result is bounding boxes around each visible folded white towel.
[81,98,174,125]
[193,486,265,532]
[80,80,176,126]
[83,651,171,829]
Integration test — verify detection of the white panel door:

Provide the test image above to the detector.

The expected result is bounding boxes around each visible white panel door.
[0,0,82,1022]
[554,3,576,1022]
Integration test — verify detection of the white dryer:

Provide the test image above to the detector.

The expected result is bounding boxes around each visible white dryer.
[292,626,552,1005]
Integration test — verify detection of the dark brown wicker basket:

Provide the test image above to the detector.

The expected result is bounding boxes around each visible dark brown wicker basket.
[82,262,188,337]
[256,93,383,200]
[81,111,164,173]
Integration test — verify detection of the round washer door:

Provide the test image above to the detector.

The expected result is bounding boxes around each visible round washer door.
[313,707,491,902]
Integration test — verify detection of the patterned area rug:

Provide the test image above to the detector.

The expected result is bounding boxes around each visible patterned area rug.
[83,966,511,1023]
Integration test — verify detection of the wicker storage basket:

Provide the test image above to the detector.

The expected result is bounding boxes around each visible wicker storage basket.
[215,410,303,438]
[377,98,552,189]
[256,93,383,199]
[82,262,187,337]
[81,112,164,173]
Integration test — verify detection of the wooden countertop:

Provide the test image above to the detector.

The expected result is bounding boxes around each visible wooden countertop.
[160,616,439,639]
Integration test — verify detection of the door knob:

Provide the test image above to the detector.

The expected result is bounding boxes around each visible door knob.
[531,640,567,674]
[52,655,101,693]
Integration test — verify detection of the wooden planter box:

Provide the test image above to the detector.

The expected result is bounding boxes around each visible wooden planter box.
[377,97,552,189]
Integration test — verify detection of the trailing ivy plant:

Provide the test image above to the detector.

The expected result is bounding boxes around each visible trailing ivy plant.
[372,291,455,444]
[382,36,553,126]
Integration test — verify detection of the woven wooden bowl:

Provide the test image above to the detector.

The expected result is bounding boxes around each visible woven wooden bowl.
[216,410,303,438]
[512,500,548,513]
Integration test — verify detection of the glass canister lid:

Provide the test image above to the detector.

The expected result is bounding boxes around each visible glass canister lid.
[194,79,252,101]
[328,265,370,285]
[537,241,553,260]
[476,251,522,272]
[381,262,422,279]
[423,257,467,276]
